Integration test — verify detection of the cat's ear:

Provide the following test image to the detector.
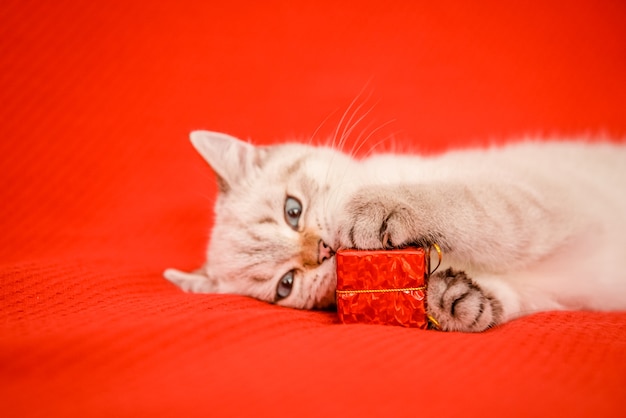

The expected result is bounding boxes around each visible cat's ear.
[163,267,220,293]
[190,130,265,193]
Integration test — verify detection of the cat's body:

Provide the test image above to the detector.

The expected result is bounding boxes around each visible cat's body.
[165,131,626,332]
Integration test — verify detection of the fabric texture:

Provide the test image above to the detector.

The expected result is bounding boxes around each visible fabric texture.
[1,1,625,417]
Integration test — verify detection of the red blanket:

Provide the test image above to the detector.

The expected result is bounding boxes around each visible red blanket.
[2,1,625,416]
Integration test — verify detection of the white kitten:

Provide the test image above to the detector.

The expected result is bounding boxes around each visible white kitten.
[165,131,626,332]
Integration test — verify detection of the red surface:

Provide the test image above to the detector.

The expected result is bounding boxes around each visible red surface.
[2,1,626,417]
[336,248,428,328]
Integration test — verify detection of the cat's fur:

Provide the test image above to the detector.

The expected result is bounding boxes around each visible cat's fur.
[165,131,626,332]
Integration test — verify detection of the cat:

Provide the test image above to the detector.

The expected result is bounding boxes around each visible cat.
[164,130,626,332]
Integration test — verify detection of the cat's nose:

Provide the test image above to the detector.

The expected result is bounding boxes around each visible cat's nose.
[318,240,334,264]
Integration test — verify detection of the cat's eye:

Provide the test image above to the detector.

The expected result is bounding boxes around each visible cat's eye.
[276,270,294,300]
[284,196,302,230]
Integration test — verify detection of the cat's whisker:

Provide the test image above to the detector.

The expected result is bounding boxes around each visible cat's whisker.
[352,118,378,150]
[331,100,355,150]
[324,86,378,193]
[336,92,375,152]
[354,119,396,153]
[308,109,338,147]
[349,119,397,159]
[338,99,379,154]
[324,93,363,189]
[364,132,403,157]
[360,136,394,159]
[362,129,402,158]
[331,80,372,151]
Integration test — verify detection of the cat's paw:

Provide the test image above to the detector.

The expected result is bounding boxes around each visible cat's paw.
[340,190,418,249]
[427,268,502,332]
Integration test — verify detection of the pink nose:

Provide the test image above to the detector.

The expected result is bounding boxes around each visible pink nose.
[318,240,334,264]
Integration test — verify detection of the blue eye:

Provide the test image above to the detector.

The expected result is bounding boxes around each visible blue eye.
[276,270,294,300]
[284,196,302,229]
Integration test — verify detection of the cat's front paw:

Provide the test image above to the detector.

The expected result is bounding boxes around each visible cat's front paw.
[339,190,418,249]
[427,269,502,332]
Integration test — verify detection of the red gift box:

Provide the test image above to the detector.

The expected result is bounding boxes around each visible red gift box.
[336,247,434,329]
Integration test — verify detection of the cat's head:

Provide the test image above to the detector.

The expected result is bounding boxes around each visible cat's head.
[165,131,359,309]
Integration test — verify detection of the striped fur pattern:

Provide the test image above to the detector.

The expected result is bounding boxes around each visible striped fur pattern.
[165,131,626,332]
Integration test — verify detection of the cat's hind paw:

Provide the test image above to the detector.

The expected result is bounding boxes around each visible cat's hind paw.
[427,268,503,332]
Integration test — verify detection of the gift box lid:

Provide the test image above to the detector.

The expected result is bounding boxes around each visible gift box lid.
[336,247,427,292]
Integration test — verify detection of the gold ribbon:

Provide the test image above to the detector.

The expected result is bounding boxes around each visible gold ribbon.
[427,314,441,330]
[336,286,426,295]
[426,243,443,277]
[426,243,443,329]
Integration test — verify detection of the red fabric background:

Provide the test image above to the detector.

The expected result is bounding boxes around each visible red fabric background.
[2,1,626,417]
